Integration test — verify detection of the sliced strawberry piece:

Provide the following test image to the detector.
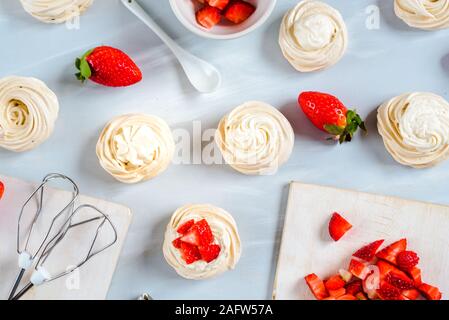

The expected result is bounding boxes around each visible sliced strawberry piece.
[377,282,402,300]
[177,219,195,234]
[348,259,370,280]
[345,280,363,295]
[376,260,396,281]
[337,294,357,300]
[376,239,407,265]
[407,266,422,286]
[385,272,415,290]
[207,0,229,10]
[180,228,201,246]
[196,6,221,29]
[305,273,328,300]
[328,288,346,298]
[179,242,201,264]
[355,292,368,300]
[0,181,4,200]
[338,269,352,283]
[419,283,442,300]
[402,289,420,300]
[353,240,384,262]
[198,244,221,263]
[325,275,345,290]
[396,251,419,271]
[172,237,182,249]
[328,212,352,241]
[224,0,255,24]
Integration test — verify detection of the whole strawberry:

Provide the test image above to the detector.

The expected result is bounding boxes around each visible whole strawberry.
[75,46,142,87]
[298,91,366,143]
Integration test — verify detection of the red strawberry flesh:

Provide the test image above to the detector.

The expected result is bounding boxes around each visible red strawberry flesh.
[419,283,442,300]
[0,181,4,200]
[348,259,370,280]
[198,244,221,263]
[376,238,407,265]
[305,273,328,300]
[328,212,352,241]
[353,240,384,262]
[224,1,255,24]
[396,250,419,271]
[207,0,229,10]
[324,275,345,290]
[177,219,195,234]
[196,6,221,29]
[180,242,201,264]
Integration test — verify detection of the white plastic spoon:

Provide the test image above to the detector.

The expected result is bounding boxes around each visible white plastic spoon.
[121,0,221,93]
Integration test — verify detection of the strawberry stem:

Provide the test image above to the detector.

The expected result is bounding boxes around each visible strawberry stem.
[324,110,366,144]
[75,49,93,83]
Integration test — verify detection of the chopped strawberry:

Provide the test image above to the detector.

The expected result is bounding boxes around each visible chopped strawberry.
[179,242,201,264]
[196,6,221,29]
[181,219,213,246]
[198,244,221,263]
[322,296,336,300]
[177,219,195,234]
[353,240,384,262]
[402,289,420,300]
[305,273,328,300]
[345,280,363,295]
[355,292,368,300]
[328,287,346,298]
[172,237,182,249]
[419,283,442,300]
[377,282,402,300]
[385,272,415,290]
[224,0,255,24]
[328,212,352,241]
[376,260,396,281]
[337,294,357,300]
[407,266,422,286]
[396,251,419,271]
[376,239,407,265]
[0,181,4,200]
[324,275,345,290]
[348,259,370,280]
[207,0,229,10]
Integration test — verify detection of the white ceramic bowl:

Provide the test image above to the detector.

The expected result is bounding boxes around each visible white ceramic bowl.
[169,0,277,40]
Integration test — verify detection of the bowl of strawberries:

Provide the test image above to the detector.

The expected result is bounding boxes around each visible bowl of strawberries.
[169,0,276,39]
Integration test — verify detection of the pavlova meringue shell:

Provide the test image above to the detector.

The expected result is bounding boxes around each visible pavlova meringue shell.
[163,204,241,280]
[96,114,175,183]
[394,0,449,30]
[215,101,294,175]
[377,92,449,168]
[279,0,348,72]
[0,76,59,152]
[20,0,93,24]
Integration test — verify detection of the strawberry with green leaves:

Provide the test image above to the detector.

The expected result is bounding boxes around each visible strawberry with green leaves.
[298,91,366,143]
[75,46,142,87]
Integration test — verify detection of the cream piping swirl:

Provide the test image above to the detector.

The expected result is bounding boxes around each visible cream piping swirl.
[163,204,241,280]
[394,0,449,30]
[215,101,294,175]
[377,92,449,168]
[0,76,59,152]
[96,114,175,183]
[279,0,348,72]
[20,0,94,24]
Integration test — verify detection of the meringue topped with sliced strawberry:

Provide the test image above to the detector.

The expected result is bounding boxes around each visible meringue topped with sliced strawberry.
[163,204,241,280]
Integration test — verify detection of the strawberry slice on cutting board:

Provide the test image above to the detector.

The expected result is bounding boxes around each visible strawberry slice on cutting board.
[304,273,328,300]
[328,212,352,241]
[376,238,407,265]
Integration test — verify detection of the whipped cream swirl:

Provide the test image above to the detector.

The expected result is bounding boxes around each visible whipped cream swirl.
[215,101,294,175]
[20,0,94,24]
[395,0,449,30]
[279,0,348,72]
[378,92,449,168]
[96,114,175,183]
[163,204,241,280]
[0,76,59,152]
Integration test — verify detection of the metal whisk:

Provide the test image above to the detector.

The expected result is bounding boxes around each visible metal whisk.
[8,173,79,299]
[10,204,118,300]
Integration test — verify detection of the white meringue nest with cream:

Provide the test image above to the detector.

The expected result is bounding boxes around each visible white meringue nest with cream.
[96,114,175,183]
[163,204,241,280]
[378,92,449,168]
[20,0,94,24]
[0,76,59,152]
[395,0,449,30]
[215,101,294,175]
[279,0,348,72]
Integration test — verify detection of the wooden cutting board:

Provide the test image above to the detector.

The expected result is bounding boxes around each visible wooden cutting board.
[273,182,449,300]
[0,174,132,300]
